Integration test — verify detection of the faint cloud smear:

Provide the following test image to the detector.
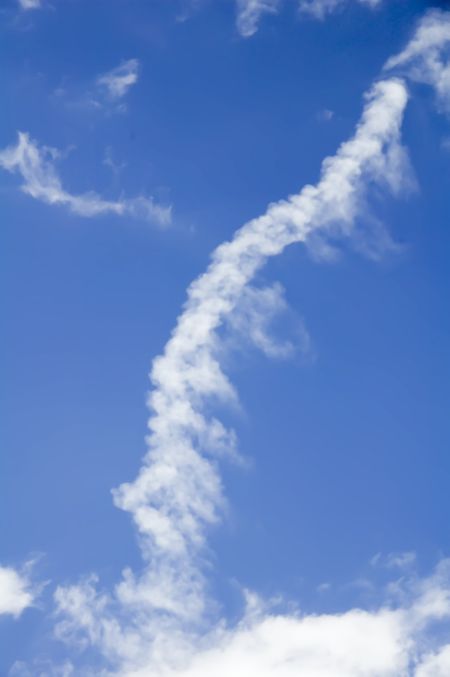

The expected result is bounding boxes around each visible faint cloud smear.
[299,0,381,20]
[317,581,331,593]
[97,59,140,101]
[371,551,417,571]
[235,0,381,33]
[442,136,450,151]
[0,132,171,227]
[104,146,127,177]
[227,283,313,360]
[10,660,74,677]
[0,564,35,618]
[317,108,334,121]
[17,0,41,10]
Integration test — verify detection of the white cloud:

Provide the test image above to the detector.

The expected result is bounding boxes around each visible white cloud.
[0,564,35,618]
[18,0,41,10]
[52,76,411,675]
[236,0,281,37]
[112,75,409,573]
[0,132,171,227]
[385,10,450,113]
[97,60,140,101]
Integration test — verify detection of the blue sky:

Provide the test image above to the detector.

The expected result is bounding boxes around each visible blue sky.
[2,1,450,675]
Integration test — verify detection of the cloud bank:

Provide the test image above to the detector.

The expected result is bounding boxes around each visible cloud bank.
[0,132,171,227]
[128,560,450,677]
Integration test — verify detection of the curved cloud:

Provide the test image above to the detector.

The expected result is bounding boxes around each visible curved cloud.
[0,133,171,227]
[53,77,412,675]
[113,77,409,571]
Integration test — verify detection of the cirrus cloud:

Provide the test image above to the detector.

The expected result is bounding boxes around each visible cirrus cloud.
[235,0,382,36]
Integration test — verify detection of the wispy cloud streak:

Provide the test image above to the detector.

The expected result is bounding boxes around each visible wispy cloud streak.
[0,132,171,227]
[298,0,381,20]
[236,0,281,37]
[235,0,381,34]
[97,60,140,101]
[385,9,450,113]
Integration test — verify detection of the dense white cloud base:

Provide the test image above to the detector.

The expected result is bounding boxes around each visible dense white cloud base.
[53,561,450,676]
[0,564,35,618]
[0,132,171,227]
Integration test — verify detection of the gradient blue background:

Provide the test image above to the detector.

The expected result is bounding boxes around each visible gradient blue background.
[1,0,449,671]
